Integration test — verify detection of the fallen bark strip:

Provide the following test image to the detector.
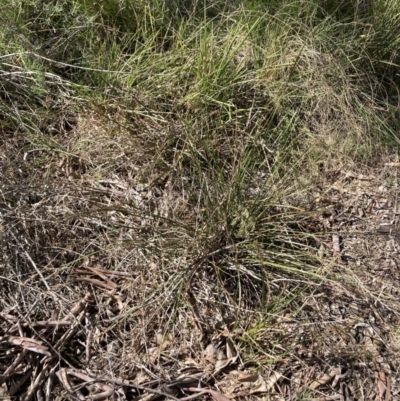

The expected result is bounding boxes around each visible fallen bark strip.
[5,336,51,357]
[75,277,117,290]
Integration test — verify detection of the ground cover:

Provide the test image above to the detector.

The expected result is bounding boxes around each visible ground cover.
[1,0,400,400]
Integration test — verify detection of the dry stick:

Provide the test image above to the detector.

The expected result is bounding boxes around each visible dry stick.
[18,321,71,330]
[0,312,19,322]
[0,349,29,384]
[180,391,209,401]
[65,370,118,401]
[183,387,232,401]
[64,369,182,401]
[45,364,58,401]
[56,369,81,401]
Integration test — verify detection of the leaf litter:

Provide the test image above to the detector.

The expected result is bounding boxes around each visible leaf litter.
[2,105,400,400]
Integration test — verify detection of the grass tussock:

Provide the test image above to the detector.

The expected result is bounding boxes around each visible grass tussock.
[1,0,400,400]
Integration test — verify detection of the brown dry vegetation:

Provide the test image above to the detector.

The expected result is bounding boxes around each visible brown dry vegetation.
[2,0,400,400]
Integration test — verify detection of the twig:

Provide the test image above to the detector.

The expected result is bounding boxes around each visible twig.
[0,349,29,384]
[56,369,83,401]
[66,370,114,401]
[183,387,232,401]
[180,391,209,401]
[62,369,183,401]
[45,364,58,401]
